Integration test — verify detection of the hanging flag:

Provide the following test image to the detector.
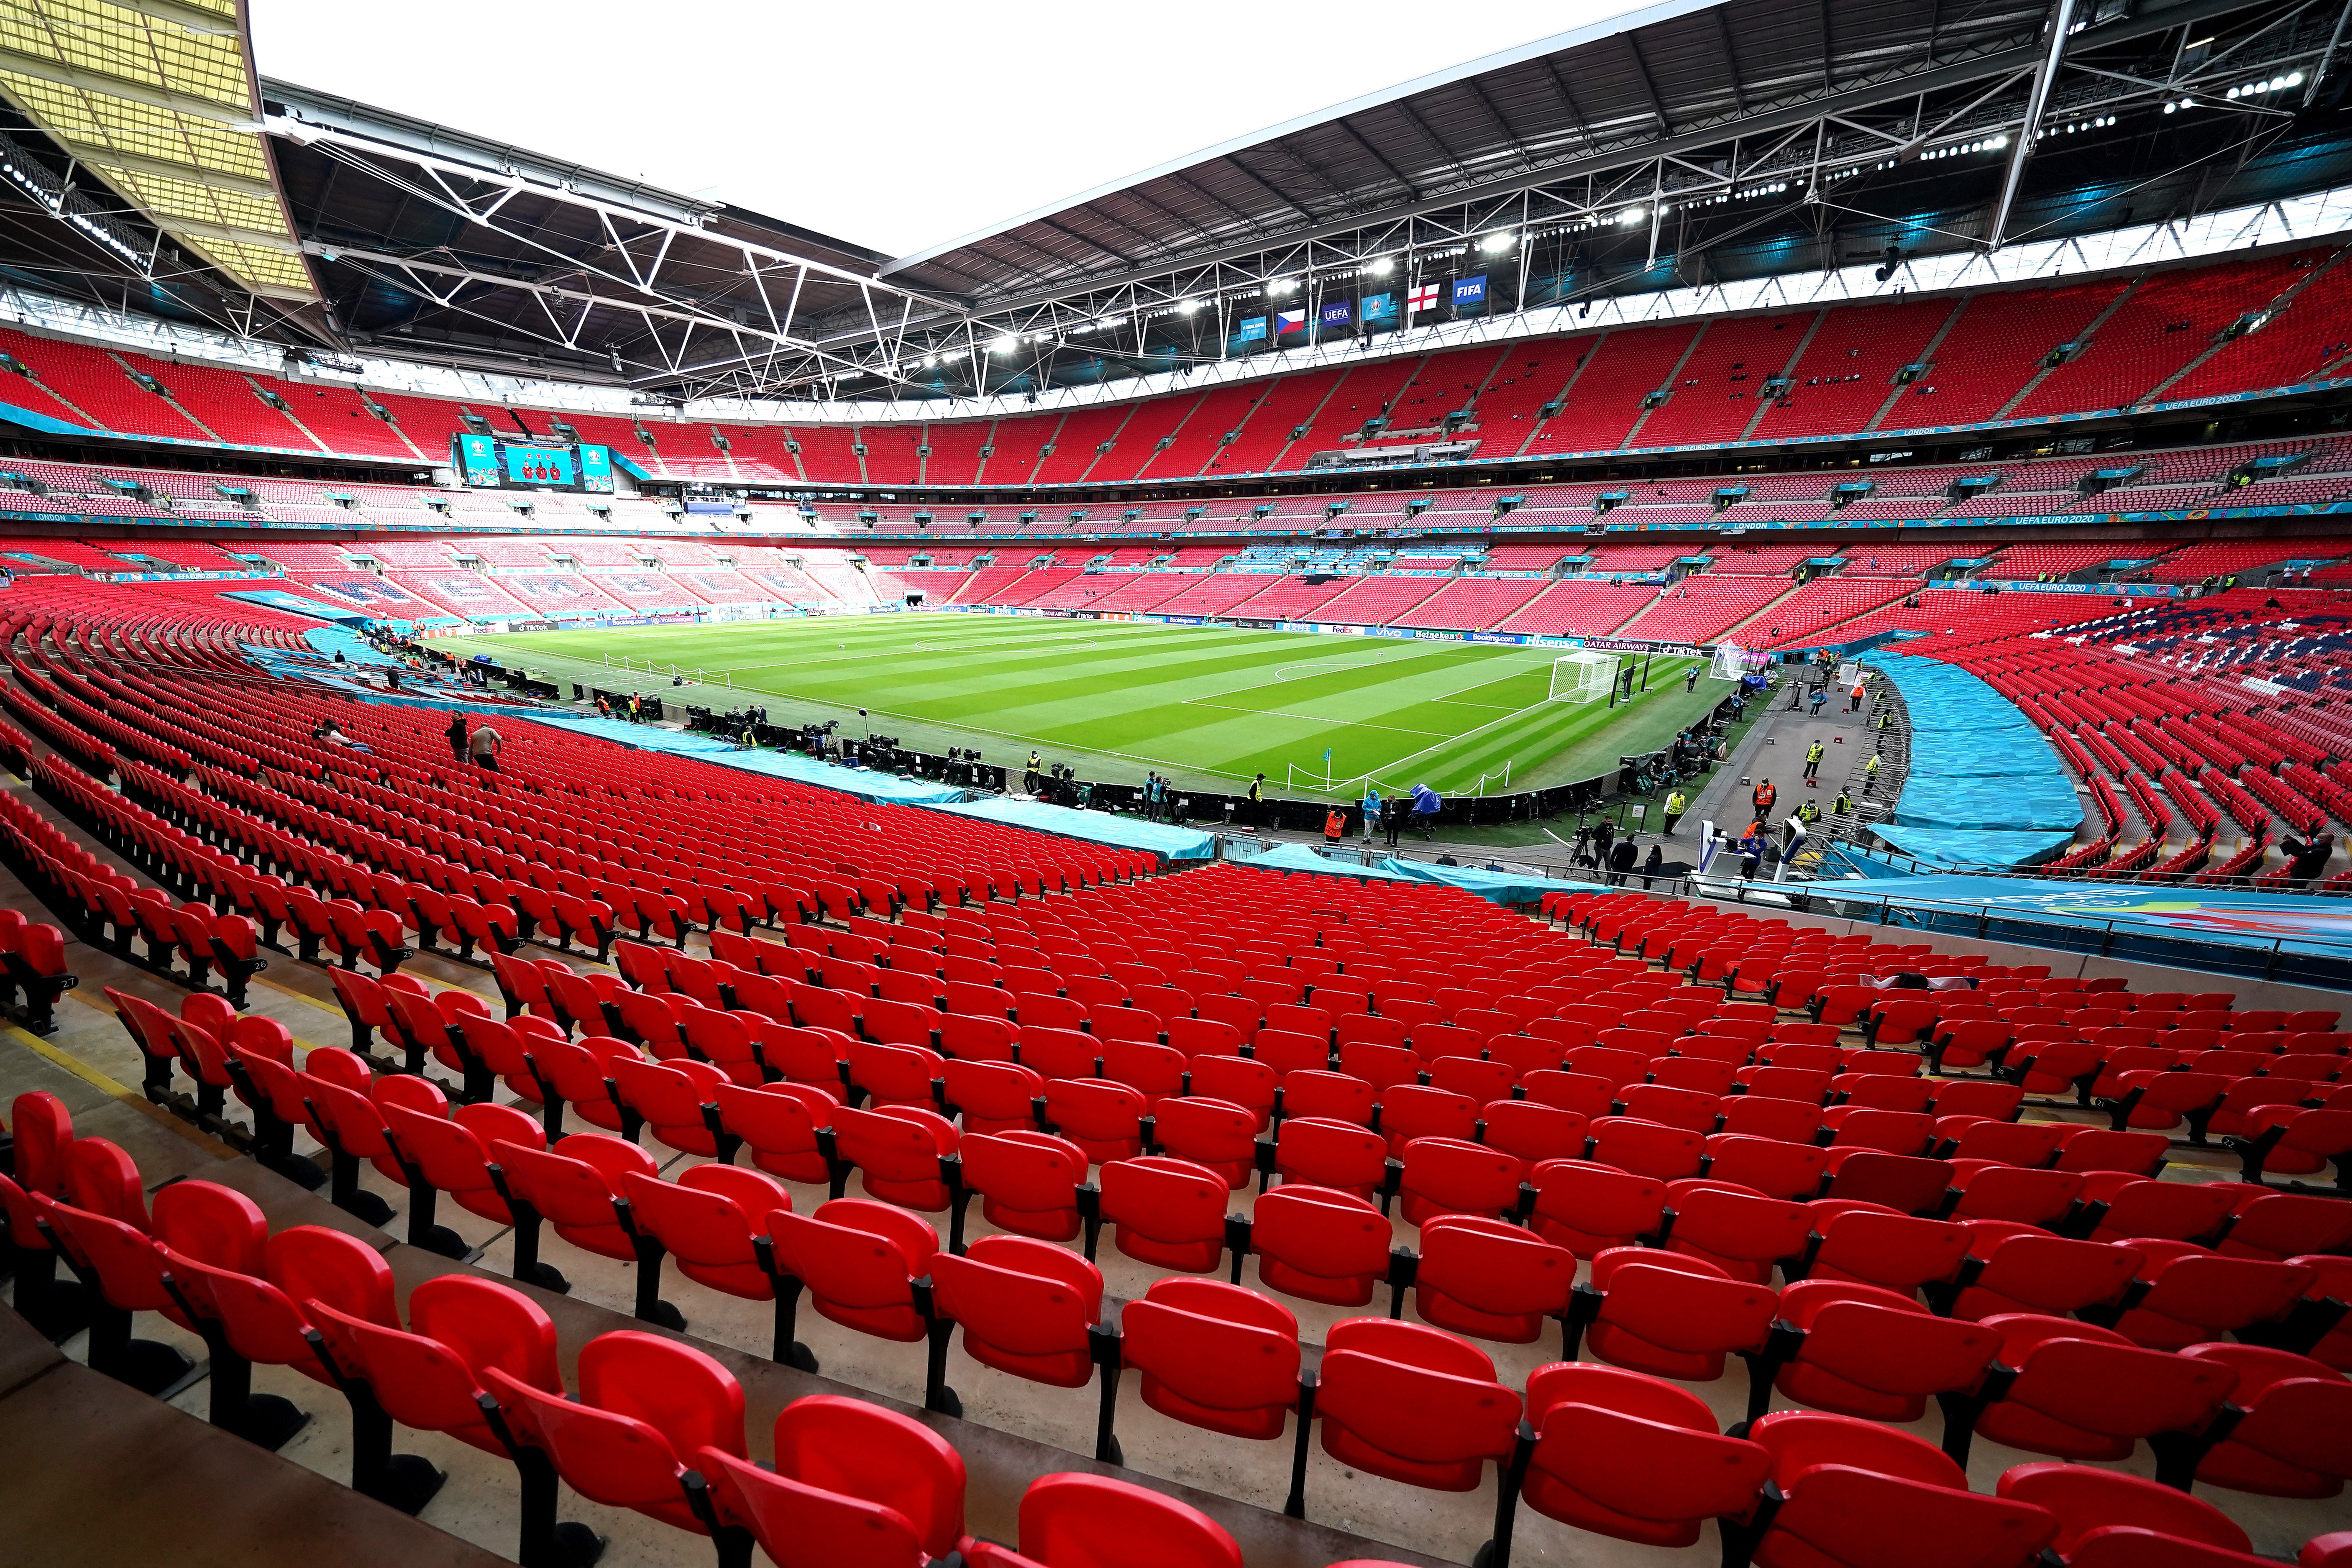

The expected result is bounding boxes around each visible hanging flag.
[1359,292,1397,325]
[1318,299,1353,329]
[1408,281,1441,317]
[1234,315,1268,342]
[1452,274,1489,309]
[1274,309,1309,338]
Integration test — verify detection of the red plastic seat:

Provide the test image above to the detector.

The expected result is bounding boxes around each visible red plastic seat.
[1409,1215,1574,1345]
[1241,1183,1395,1307]
[1116,1277,1301,1448]
[1998,1461,2252,1567]
[693,1393,973,1568]
[1272,1115,1389,1200]
[1759,1279,2002,1425]
[1525,1160,1666,1257]
[1805,1209,1971,1297]
[619,1164,798,1354]
[1569,1248,1777,1382]
[998,1472,1240,1568]
[832,1104,960,1211]
[712,1082,839,1184]
[929,1235,1114,1455]
[1742,1410,2059,1568]
[1494,1362,1769,1557]
[953,1130,1089,1245]
[770,1197,940,1347]
[1948,1314,2242,1469]
[483,1330,743,1541]
[1588,1116,1706,1181]
[2177,1343,2352,1498]
[1299,1318,1522,1515]
[1095,1155,1226,1273]
[1147,1096,1258,1189]
[1040,1077,1147,1164]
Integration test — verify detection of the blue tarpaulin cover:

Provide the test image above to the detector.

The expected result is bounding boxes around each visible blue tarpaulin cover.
[919,797,1215,860]
[1863,652,2082,868]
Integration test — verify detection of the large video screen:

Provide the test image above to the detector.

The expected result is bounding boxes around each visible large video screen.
[452,433,616,493]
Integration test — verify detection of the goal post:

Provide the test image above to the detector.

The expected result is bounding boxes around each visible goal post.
[1549,651,1616,703]
[1710,643,1759,682]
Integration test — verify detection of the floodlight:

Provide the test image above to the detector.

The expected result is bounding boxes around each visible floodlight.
[990,334,1018,354]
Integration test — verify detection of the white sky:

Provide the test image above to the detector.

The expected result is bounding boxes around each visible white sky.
[248,0,1632,260]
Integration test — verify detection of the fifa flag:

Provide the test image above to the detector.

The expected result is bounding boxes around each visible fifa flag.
[1453,274,1489,310]
[1408,281,1442,317]
[1274,308,1309,340]
[1359,291,1397,325]
[1235,315,1268,342]
[1318,299,1353,330]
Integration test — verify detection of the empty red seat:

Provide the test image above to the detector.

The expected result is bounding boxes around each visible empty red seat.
[1740,1410,2059,1568]
[1298,1318,1521,1516]
[693,1393,973,1568]
[2176,1343,2352,1498]
[1568,1248,1776,1382]
[1758,1279,2002,1425]
[994,1471,1241,1568]
[1945,1314,2242,1470]
[1095,1155,1226,1273]
[952,1130,1088,1246]
[770,1197,939,1348]
[1998,1462,2254,1568]
[929,1235,1115,1458]
[1407,1215,1574,1346]
[1525,1160,1666,1257]
[1239,1182,1395,1307]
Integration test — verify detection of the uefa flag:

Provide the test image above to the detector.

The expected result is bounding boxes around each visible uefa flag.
[1319,299,1353,328]
[1408,282,1441,317]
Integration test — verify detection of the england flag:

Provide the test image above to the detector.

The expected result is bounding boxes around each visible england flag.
[1408,282,1441,317]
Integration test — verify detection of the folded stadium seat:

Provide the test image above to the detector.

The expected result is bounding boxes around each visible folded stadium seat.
[1278,1070,1377,1129]
[484,1330,744,1554]
[1391,1137,1522,1227]
[1337,1040,1423,1093]
[1374,1085,1479,1157]
[2054,1127,2172,1192]
[1517,1069,1615,1118]
[1427,1056,1516,1102]
[1738,1066,1836,1105]
[1655,1178,1795,1266]
[1522,1159,1666,1258]
[298,1056,443,1225]
[1819,1151,1956,1216]
[1999,1461,2254,1568]
[1268,1114,1389,1200]
[1093,1155,1227,1272]
[1145,1096,1257,1188]
[1234,1183,1398,1308]
[1181,1054,1275,1129]
[844,1041,947,1113]
[38,1166,246,1398]
[828,1103,959,1210]
[380,1099,544,1258]
[768,1196,939,1362]
[2083,1179,2240,1245]
[2229,1106,2352,1186]
[610,1056,731,1156]
[1619,1083,1722,1133]
[2215,1192,2352,1262]
[1587,1116,1707,1182]
[691,1394,975,1568]
[926,1235,1116,1454]
[1942,1313,2242,1471]
[2170,1343,2352,1496]
[1718,1095,1826,1144]
[1294,1317,1523,1522]
[1759,1279,1994,1429]
[1946,1165,2086,1231]
[164,1226,442,1508]
[2080,1246,2317,1351]
[1996,1036,2107,1100]
[1477,1100,1585,1164]
[306,1276,584,1564]
[485,1131,658,1295]
[712,1081,839,1186]
[1477,1361,1768,1565]
[522,1033,642,1139]
[1565,1248,1778,1382]
[1113,1275,1302,1473]
[1648,1056,1740,1095]
[1563,1046,1651,1090]
[1698,1134,1827,1202]
[1800,1209,1972,1297]
[2099,1071,2234,1138]
[1735,1410,2059,1568]
[618,1164,800,1356]
[947,1131,1089,1248]
[1863,998,1942,1047]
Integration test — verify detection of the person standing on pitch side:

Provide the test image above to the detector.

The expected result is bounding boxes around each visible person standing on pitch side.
[1247,773,1267,831]
[1663,787,1688,835]
[1804,740,1825,782]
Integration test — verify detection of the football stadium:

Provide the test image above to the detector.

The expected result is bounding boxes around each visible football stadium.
[6,0,2352,1565]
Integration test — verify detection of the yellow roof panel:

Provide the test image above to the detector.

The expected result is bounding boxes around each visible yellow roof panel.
[0,0,312,299]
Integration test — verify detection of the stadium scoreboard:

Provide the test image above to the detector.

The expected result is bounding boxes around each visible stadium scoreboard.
[452,432,616,492]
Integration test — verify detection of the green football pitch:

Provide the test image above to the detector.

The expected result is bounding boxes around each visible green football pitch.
[458,613,1727,798]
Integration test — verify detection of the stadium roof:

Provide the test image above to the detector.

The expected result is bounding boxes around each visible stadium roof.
[0,0,2344,403]
[0,0,313,301]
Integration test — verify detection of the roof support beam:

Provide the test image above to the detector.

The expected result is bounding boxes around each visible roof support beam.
[64,146,278,200]
[1988,0,2077,249]
[103,0,242,36]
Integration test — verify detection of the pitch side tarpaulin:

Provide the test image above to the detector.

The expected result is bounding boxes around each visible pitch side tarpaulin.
[1808,874,2352,959]
[1379,857,1554,905]
[1864,651,2082,867]
[918,797,1216,860]
[224,588,373,624]
[1239,842,1425,881]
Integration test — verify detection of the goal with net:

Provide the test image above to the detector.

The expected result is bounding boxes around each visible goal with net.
[1710,643,1760,681]
[1549,651,1617,703]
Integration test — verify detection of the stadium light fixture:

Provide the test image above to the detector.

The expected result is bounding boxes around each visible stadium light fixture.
[989,334,1018,355]
[1364,256,1395,275]
[1267,277,1297,296]
[1478,230,1518,253]
[1178,298,1201,314]
[1617,207,1646,225]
